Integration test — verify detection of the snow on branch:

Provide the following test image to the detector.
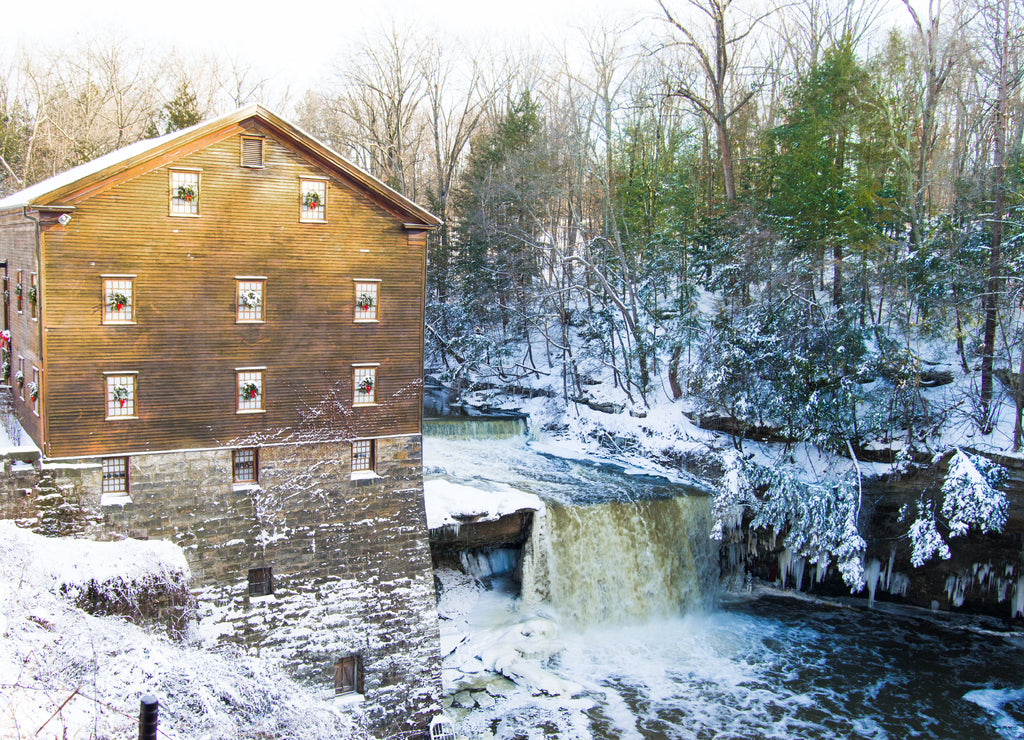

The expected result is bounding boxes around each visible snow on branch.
[713,452,867,590]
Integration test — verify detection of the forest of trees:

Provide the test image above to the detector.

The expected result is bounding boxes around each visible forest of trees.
[1,0,1022,457]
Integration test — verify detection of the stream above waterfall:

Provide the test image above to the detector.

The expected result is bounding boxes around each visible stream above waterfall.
[424,425,1024,739]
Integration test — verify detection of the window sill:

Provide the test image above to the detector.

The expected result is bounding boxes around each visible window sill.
[233,482,261,492]
[350,470,380,481]
[328,691,364,705]
[236,319,265,325]
[102,320,136,326]
[105,415,139,421]
[352,402,378,408]
[299,218,327,224]
[168,212,201,218]
[100,492,133,507]
[248,593,276,605]
[236,409,266,415]
[353,318,379,324]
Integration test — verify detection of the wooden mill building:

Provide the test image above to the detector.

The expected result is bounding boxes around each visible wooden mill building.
[0,105,444,734]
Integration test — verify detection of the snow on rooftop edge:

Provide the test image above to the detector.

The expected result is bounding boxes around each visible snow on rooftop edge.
[423,478,542,530]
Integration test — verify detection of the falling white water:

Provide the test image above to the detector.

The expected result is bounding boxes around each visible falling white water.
[533,496,718,626]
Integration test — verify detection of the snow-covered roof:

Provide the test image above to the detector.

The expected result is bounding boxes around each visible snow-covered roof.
[0,104,440,227]
[0,127,186,212]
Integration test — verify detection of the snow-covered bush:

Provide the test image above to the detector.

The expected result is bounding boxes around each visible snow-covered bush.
[904,449,1008,567]
[712,452,867,589]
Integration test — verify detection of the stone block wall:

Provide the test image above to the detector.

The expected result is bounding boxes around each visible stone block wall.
[89,435,442,737]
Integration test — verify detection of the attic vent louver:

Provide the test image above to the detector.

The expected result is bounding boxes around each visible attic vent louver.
[241,137,264,168]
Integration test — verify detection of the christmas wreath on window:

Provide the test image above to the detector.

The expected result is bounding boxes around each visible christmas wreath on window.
[1,361,9,382]
[356,293,375,311]
[27,382,38,402]
[27,285,37,304]
[14,284,22,299]
[113,385,130,408]
[176,184,197,203]
[15,370,23,386]
[303,191,321,210]
[357,377,374,395]
[239,289,262,309]
[109,292,129,312]
[241,382,260,400]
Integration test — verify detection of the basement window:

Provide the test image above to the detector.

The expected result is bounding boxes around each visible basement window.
[248,566,273,597]
[240,136,264,168]
[333,655,363,696]
[101,457,129,495]
[351,439,375,477]
[233,448,258,484]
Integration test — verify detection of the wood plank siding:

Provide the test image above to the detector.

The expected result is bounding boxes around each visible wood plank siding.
[34,122,428,458]
[0,212,43,445]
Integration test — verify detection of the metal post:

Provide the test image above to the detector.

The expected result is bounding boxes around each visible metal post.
[138,694,158,740]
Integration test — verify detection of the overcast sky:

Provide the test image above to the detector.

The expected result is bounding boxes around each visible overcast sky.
[1,0,658,95]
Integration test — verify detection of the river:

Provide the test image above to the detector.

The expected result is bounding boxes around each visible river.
[423,426,1024,740]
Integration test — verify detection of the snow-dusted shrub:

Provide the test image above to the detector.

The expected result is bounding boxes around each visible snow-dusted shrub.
[903,449,1008,568]
[906,497,951,567]
[941,449,1008,536]
[713,452,867,589]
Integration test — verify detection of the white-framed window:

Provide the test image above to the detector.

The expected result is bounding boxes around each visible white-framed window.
[16,356,24,400]
[352,439,375,473]
[300,178,327,222]
[233,448,258,483]
[354,280,379,321]
[240,136,264,168]
[101,457,129,495]
[29,366,40,415]
[237,368,265,413]
[28,273,37,320]
[236,278,265,323]
[105,373,137,419]
[102,276,135,324]
[353,366,376,405]
[169,169,200,216]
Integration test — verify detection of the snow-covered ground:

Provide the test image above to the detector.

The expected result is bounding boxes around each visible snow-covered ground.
[0,522,368,739]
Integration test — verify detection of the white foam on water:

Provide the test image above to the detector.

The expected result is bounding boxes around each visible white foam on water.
[963,687,1024,739]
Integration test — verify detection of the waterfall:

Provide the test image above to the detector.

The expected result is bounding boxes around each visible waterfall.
[525,495,718,626]
[423,416,527,440]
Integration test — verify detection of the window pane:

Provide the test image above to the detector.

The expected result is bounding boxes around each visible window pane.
[170,170,200,215]
[104,278,134,322]
[248,566,272,596]
[300,180,326,221]
[354,367,375,404]
[352,440,373,471]
[238,370,263,411]
[101,457,128,494]
[106,375,136,418]
[237,280,264,322]
[354,282,378,320]
[234,448,257,482]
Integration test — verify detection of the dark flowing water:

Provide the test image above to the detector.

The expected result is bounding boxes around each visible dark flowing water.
[425,427,1024,739]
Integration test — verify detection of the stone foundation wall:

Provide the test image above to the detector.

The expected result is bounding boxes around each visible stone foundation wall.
[3,436,443,737]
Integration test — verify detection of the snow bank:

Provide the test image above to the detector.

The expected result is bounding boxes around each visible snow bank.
[0,522,369,739]
[424,479,542,530]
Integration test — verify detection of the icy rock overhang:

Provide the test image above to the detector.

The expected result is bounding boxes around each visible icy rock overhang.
[424,479,543,549]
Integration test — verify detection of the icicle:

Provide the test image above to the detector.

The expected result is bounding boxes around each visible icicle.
[865,559,882,607]
[778,549,791,588]
[791,556,806,592]
[889,573,909,598]
[945,574,966,608]
[883,549,895,592]
[1012,577,1024,619]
